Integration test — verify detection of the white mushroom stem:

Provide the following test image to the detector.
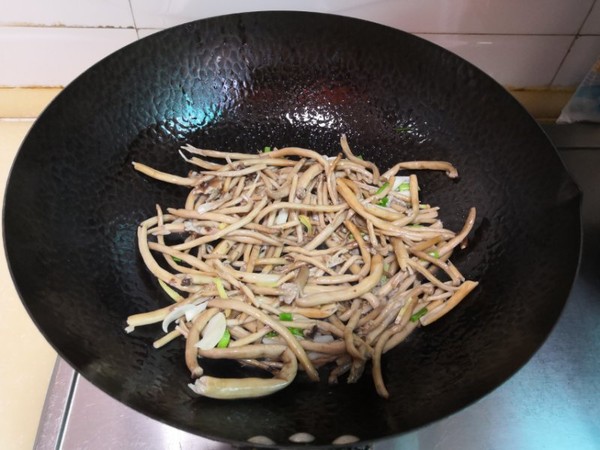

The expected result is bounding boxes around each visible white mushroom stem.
[191,348,297,399]
[437,208,477,257]
[132,161,198,185]
[206,298,319,381]
[198,344,287,360]
[420,280,479,326]
[295,254,383,307]
[185,308,220,378]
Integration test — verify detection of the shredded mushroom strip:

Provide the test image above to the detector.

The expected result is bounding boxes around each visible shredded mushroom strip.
[126,136,478,399]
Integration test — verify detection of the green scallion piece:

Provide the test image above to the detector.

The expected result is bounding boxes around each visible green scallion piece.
[410,307,428,322]
[395,126,410,133]
[375,182,390,195]
[428,250,440,259]
[298,215,312,234]
[172,256,183,263]
[213,277,228,299]
[396,182,410,192]
[217,329,231,348]
[263,146,272,153]
[279,312,293,321]
[289,327,304,337]
[158,279,184,302]
[357,155,364,160]
[377,196,390,207]
[265,331,278,338]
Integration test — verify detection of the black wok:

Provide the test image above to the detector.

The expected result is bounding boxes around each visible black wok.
[3,11,580,447]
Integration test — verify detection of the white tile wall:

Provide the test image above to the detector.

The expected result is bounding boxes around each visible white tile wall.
[553,36,600,86]
[129,0,594,34]
[0,0,134,28]
[581,0,600,34]
[339,0,594,34]
[418,34,574,87]
[136,28,162,39]
[0,0,599,88]
[129,0,313,28]
[0,27,137,86]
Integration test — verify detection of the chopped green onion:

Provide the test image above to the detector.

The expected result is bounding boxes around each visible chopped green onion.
[289,327,304,337]
[357,155,364,160]
[279,312,293,321]
[213,277,228,299]
[428,250,440,259]
[395,182,410,192]
[158,279,184,302]
[377,196,390,207]
[172,256,183,263]
[267,327,303,338]
[217,329,231,348]
[395,126,411,133]
[380,275,388,285]
[383,263,390,272]
[410,307,428,322]
[375,182,390,195]
[263,146,272,153]
[299,215,312,234]
[419,204,430,209]
[407,224,423,228]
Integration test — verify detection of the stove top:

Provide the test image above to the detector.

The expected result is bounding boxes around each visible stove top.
[34,124,600,449]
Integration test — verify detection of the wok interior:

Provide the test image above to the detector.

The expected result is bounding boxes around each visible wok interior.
[3,12,580,446]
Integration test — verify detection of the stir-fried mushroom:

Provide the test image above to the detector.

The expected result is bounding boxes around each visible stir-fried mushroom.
[126,137,478,399]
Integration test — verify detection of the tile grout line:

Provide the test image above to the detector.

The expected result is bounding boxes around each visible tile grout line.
[0,23,135,30]
[548,0,598,86]
[0,24,599,37]
[126,0,140,40]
